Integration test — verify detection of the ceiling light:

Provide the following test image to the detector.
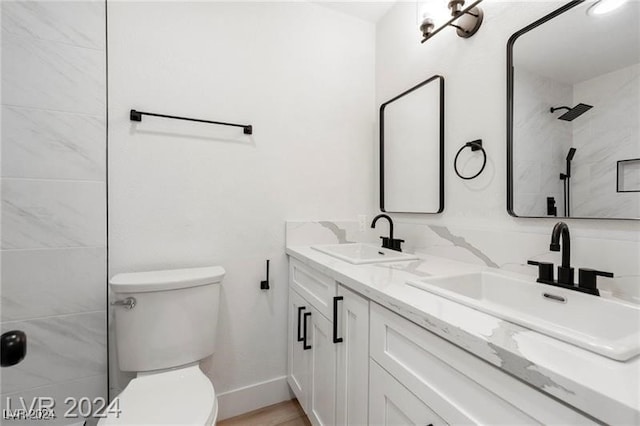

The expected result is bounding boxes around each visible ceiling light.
[587,0,628,16]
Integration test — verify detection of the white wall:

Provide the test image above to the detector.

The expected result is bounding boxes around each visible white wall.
[1,1,107,423]
[107,1,375,418]
[376,1,639,301]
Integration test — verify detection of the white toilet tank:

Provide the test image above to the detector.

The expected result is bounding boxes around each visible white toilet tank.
[110,266,225,372]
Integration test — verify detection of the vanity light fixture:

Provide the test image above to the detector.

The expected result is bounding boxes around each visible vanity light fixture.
[587,0,628,15]
[419,0,484,43]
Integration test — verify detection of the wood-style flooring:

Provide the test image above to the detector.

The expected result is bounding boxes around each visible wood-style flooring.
[218,399,311,426]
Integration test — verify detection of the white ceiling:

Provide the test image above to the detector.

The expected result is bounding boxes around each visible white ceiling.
[311,1,397,23]
[514,0,640,84]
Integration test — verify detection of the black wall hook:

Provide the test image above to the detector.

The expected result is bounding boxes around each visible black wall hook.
[260,260,270,290]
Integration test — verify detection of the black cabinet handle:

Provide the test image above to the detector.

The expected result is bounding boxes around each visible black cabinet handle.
[333,296,344,344]
[303,312,312,350]
[297,306,306,342]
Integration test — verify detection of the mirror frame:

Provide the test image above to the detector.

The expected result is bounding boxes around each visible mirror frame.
[380,74,445,214]
[505,0,637,220]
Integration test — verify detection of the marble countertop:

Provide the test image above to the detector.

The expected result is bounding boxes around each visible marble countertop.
[286,245,640,424]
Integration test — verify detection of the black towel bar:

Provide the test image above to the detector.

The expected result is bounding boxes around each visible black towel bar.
[130,109,252,135]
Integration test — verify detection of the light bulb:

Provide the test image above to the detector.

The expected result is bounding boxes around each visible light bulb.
[448,0,466,16]
[417,0,450,27]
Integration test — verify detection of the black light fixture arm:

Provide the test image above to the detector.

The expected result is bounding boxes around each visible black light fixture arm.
[449,24,467,33]
[421,0,484,43]
[449,9,481,34]
[130,109,253,135]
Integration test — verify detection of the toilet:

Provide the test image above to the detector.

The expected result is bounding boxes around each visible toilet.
[100,266,225,425]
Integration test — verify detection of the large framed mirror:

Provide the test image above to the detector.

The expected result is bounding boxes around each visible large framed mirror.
[507,0,639,219]
[380,75,444,214]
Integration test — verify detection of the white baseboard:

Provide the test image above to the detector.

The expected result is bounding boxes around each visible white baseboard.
[216,375,294,421]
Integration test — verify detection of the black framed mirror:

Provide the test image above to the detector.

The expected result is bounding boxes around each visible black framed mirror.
[380,75,444,214]
[507,0,639,220]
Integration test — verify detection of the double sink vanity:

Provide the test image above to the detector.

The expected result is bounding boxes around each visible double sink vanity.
[286,240,640,425]
[285,1,640,424]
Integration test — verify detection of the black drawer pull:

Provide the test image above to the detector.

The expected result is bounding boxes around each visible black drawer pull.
[297,306,305,342]
[303,312,312,350]
[333,296,344,344]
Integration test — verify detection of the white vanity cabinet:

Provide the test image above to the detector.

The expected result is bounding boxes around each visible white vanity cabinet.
[287,259,369,426]
[369,303,596,425]
[288,256,596,425]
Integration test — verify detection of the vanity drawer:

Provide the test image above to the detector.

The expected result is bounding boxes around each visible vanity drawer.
[370,303,595,425]
[289,258,336,319]
[370,303,533,424]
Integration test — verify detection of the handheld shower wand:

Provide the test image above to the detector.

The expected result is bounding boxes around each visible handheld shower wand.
[560,148,577,217]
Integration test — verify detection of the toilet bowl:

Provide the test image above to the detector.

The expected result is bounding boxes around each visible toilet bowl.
[100,266,225,425]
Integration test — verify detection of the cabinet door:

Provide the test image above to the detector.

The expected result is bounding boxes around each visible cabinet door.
[308,306,337,426]
[335,285,369,426]
[370,360,447,426]
[287,289,311,411]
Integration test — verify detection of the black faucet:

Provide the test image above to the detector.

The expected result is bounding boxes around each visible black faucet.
[528,221,614,296]
[371,214,404,252]
[550,221,573,285]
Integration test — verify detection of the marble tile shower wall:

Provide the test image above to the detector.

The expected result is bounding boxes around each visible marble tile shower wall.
[572,63,640,218]
[513,64,640,218]
[0,0,107,420]
[513,67,572,216]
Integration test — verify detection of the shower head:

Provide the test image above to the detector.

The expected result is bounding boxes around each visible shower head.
[566,147,576,161]
[550,103,593,121]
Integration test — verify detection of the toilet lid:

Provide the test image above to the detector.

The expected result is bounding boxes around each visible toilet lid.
[100,365,216,425]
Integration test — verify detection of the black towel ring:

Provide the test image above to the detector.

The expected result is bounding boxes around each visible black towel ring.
[454,139,486,180]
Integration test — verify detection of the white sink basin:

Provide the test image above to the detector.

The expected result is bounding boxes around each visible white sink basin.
[407,271,640,361]
[311,243,418,265]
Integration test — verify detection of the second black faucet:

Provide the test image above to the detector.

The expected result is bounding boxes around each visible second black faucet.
[371,214,404,252]
[528,221,614,296]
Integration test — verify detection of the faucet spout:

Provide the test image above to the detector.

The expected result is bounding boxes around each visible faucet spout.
[550,221,574,285]
[550,221,570,268]
[371,214,394,240]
